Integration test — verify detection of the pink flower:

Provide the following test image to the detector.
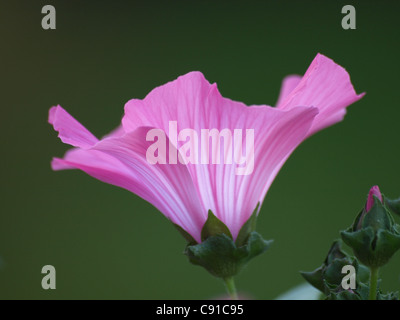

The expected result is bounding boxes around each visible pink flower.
[49,53,364,243]
[366,185,383,212]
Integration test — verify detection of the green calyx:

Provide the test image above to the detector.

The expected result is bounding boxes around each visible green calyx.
[177,203,273,279]
[185,232,272,279]
[340,197,400,268]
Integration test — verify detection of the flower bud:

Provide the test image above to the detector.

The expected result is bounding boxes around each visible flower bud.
[301,240,369,299]
[341,186,400,268]
[366,185,383,212]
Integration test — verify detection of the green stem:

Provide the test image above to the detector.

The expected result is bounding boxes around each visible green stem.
[369,267,379,300]
[224,277,238,300]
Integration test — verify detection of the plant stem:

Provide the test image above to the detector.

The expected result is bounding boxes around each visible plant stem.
[369,267,379,300]
[224,277,238,300]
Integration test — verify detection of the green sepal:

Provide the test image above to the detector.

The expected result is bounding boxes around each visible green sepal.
[374,229,400,263]
[351,209,364,232]
[173,224,197,245]
[353,259,370,284]
[185,231,272,279]
[324,240,348,264]
[301,240,350,294]
[245,232,273,261]
[351,197,391,232]
[301,267,325,293]
[361,197,392,231]
[235,202,259,247]
[385,197,400,217]
[341,228,400,268]
[323,259,353,288]
[201,210,233,242]
[341,227,375,266]
[357,282,372,300]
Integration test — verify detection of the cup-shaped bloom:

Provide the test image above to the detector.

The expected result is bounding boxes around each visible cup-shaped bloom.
[49,53,363,245]
[341,186,400,268]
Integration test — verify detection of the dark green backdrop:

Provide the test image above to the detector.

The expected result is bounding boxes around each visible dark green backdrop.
[1,0,399,299]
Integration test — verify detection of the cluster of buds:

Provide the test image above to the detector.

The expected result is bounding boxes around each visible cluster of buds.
[303,186,400,300]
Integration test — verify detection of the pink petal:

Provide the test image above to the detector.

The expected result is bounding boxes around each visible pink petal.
[366,185,383,212]
[275,75,302,107]
[102,125,125,139]
[122,71,318,239]
[49,105,98,149]
[276,53,365,136]
[52,125,206,243]
[51,57,362,242]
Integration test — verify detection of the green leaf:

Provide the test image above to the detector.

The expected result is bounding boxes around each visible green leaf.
[235,202,259,247]
[201,210,232,242]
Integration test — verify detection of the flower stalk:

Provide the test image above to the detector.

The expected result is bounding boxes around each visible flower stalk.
[224,277,238,300]
[369,267,379,300]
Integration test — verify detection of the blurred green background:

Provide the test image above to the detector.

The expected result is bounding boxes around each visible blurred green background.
[1,0,399,299]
